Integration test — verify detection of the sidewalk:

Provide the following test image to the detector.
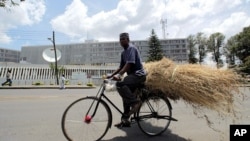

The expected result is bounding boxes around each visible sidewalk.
[0,85,96,89]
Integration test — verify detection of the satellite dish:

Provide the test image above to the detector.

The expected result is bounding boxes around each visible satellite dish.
[42,48,62,62]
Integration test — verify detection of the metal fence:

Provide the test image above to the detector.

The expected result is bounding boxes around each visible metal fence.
[0,64,116,86]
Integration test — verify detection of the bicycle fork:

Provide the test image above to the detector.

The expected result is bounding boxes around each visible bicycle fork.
[84,98,101,123]
[84,96,113,128]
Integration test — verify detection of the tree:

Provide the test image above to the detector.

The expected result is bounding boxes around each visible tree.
[242,56,250,72]
[196,32,207,64]
[187,34,198,64]
[224,36,238,66]
[235,25,250,73]
[207,32,225,68]
[147,29,163,62]
[0,0,24,8]
[235,26,250,63]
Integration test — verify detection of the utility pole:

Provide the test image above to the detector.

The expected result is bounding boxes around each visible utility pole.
[48,31,59,85]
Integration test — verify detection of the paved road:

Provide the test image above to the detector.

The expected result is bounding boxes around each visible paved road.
[0,87,249,141]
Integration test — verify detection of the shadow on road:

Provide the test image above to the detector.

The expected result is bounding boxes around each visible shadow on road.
[101,125,191,141]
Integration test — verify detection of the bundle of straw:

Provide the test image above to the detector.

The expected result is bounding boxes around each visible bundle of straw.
[144,57,240,114]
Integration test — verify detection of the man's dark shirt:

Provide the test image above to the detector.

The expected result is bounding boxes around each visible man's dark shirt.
[119,44,146,76]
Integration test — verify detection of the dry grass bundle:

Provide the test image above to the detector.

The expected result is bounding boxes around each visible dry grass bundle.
[144,57,241,114]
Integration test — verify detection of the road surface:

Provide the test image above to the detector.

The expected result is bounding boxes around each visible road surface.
[0,87,249,141]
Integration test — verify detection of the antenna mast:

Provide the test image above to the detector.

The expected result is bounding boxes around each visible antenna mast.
[160,18,167,39]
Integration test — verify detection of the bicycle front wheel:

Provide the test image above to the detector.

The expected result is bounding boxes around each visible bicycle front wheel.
[61,97,112,141]
[137,95,172,136]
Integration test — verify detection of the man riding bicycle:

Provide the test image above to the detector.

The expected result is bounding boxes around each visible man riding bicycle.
[107,32,147,128]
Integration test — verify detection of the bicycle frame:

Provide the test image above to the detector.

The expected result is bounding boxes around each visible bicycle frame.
[62,79,178,141]
[86,79,177,125]
[86,80,124,120]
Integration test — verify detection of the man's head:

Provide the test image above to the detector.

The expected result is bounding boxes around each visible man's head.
[119,32,130,48]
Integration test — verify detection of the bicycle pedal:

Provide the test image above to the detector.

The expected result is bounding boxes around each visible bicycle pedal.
[130,117,137,124]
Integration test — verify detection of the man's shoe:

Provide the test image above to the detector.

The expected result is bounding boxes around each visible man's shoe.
[114,119,131,128]
[128,101,142,116]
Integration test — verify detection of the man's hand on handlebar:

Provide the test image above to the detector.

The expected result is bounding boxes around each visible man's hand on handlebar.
[106,74,122,81]
[112,74,122,81]
[106,75,113,79]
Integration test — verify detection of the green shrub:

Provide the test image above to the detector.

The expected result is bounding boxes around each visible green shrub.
[86,83,93,87]
[32,81,43,85]
[65,80,70,85]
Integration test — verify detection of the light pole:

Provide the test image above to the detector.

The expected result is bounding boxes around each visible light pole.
[48,31,59,85]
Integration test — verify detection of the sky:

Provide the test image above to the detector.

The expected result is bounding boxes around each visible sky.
[0,0,250,51]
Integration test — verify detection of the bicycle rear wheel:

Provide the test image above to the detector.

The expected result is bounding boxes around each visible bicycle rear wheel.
[61,97,112,141]
[137,95,172,136]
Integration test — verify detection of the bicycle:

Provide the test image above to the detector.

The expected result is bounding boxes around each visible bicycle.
[61,79,177,141]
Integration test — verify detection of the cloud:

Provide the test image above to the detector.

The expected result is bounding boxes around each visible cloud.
[2,0,249,46]
[202,12,250,38]
[19,0,46,25]
[0,0,46,43]
[0,32,12,44]
[50,0,250,42]
[164,0,246,38]
[51,0,167,41]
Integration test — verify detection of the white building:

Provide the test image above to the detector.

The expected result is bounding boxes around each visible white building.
[20,39,188,65]
[0,38,188,85]
[0,47,20,63]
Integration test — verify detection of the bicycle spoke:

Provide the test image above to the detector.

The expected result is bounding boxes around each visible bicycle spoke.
[65,120,82,123]
[62,97,111,141]
[137,96,172,136]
